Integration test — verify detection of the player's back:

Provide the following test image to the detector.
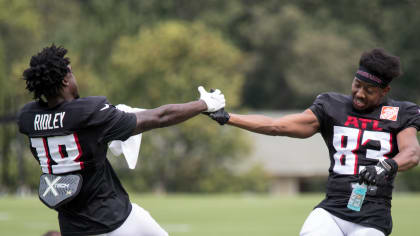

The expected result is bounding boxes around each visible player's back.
[18,96,137,235]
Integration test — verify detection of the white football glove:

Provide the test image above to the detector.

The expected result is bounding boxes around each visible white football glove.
[198,86,226,112]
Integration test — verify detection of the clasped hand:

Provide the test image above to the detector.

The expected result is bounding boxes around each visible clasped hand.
[198,86,230,125]
[198,86,225,112]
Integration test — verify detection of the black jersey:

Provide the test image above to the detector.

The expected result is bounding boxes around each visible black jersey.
[18,96,137,236]
[309,92,420,235]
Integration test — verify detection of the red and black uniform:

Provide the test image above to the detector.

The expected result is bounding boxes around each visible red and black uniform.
[309,92,420,235]
[18,96,136,236]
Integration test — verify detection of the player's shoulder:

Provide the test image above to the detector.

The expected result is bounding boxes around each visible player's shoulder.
[18,101,48,125]
[386,98,420,119]
[19,101,41,114]
[79,96,108,103]
[314,92,350,104]
[384,98,420,130]
[61,96,109,114]
[17,101,39,129]
[71,96,108,108]
[387,98,418,110]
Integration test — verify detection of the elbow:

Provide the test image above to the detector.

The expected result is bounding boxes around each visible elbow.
[411,157,420,168]
[150,106,172,128]
[412,146,420,167]
[157,116,171,128]
[268,125,301,137]
[264,125,285,136]
[273,126,312,139]
[154,107,178,128]
[406,146,420,167]
[135,110,167,133]
[266,127,279,136]
[150,111,168,128]
[154,104,178,128]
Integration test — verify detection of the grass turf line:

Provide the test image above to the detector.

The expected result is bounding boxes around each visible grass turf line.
[0,193,418,236]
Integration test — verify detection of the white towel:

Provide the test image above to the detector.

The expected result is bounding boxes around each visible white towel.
[108,104,144,169]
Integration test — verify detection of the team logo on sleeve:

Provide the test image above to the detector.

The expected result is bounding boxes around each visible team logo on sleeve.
[380,106,399,121]
[100,104,110,111]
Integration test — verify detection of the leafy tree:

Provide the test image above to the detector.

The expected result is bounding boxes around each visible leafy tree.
[0,0,42,191]
[235,4,379,108]
[1,0,419,193]
[379,4,420,104]
[110,21,250,192]
[294,0,420,104]
[0,0,101,191]
[284,8,376,99]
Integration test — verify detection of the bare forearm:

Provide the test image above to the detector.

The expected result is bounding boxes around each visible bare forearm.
[228,114,284,136]
[227,110,319,138]
[133,100,207,134]
[394,146,420,171]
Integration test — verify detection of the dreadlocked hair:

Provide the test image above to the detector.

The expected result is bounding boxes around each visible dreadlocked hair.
[23,44,70,103]
[359,48,402,84]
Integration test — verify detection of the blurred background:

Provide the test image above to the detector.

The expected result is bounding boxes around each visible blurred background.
[1,0,420,235]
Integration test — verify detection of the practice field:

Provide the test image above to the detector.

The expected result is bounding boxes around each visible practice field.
[0,193,419,236]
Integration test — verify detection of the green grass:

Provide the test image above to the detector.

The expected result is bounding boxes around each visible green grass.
[0,193,419,236]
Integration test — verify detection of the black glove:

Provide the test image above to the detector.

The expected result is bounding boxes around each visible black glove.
[207,108,230,125]
[203,88,230,125]
[358,159,398,186]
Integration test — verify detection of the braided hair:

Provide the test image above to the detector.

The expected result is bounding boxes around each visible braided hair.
[23,44,70,103]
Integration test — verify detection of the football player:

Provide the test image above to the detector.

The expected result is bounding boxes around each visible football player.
[207,48,420,236]
[18,44,225,236]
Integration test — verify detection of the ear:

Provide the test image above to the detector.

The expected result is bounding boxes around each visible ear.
[61,76,70,87]
[382,85,391,96]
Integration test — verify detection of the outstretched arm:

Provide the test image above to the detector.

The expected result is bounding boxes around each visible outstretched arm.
[133,100,207,134]
[227,109,320,138]
[132,86,225,134]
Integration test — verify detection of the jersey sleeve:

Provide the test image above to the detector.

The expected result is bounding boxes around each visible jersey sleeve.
[309,93,329,130]
[401,102,420,131]
[17,108,26,134]
[84,97,137,143]
[17,102,36,135]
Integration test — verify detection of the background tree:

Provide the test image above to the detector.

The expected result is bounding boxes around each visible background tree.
[0,0,419,193]
[110,21,250,192]
[0,0,42,191]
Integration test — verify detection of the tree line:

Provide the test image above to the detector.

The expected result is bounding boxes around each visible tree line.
[1,0,419,193]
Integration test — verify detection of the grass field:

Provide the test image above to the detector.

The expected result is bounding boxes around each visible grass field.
[0,193,419,236]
